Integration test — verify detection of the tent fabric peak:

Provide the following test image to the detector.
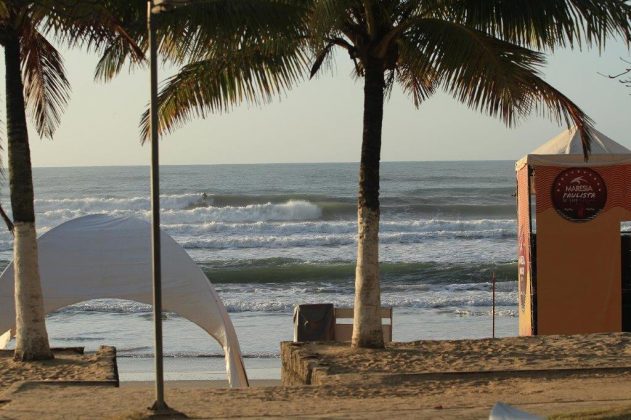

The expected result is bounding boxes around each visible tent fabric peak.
[516,126,631,170]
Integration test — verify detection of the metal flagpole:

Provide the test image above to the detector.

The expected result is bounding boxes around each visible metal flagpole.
[148,0,167,411]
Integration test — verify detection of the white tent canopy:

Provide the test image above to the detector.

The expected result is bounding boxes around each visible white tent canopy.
[0,214,248,387]
[516,126,631,170]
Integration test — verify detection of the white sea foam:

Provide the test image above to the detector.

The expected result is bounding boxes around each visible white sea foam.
[176,229,513,250]
[161,218,515,236]
[11,163,522,364]
[204,286,519,313]
[33,199,323,227]
[53,286,518,314]
[162,200,323,223]
[35,194,201,212]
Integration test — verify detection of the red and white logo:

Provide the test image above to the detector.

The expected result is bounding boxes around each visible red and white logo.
[551,168,607,222]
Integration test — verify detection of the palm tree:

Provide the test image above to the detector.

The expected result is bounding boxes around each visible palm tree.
[325,0,630,348]
[0,0,141,361]
[0,1,71,360]
[134,0,630,349]
[302,0,630,349]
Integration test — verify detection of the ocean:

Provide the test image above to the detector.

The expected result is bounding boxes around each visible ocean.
[0,161,518,381]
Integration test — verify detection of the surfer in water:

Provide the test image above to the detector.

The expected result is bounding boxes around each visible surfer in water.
[187,192,209,209]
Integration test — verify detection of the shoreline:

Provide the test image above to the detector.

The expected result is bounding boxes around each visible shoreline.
[117,356,282,382]
[120,379,281,388]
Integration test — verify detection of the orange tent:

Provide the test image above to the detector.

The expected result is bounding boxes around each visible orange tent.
[516,127,631,335]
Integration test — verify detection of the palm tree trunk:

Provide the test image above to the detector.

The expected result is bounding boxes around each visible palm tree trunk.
[5,30,53,361]
[352,59,385,349]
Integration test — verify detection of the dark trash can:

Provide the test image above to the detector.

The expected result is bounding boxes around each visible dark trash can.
[293,303,335,342]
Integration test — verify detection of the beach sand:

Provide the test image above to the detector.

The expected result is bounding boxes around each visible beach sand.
[283,332,631,382]
[0,347,116,395]
[3,335,631,418]
[2,373,631,418]
[120,379,281,389]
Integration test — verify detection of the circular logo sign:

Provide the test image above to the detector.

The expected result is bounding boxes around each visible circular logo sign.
[551,168,607,222]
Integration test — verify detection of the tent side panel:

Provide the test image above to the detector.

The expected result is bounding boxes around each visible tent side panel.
[0,215,250,387]
[517,166,534,336]
[535,166,627,334]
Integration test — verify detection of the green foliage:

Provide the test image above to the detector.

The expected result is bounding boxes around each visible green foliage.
[0,1,71,140]
[20,20,71,139]
[0,0,143,139]
[304,0,630,155]
[139,38,308,141]
[131,0,310,140]
[131,0,630,157]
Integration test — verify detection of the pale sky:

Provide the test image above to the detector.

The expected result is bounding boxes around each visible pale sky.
[3,38,631,167]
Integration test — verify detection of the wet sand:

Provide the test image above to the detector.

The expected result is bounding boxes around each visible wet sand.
[120,379,281,388]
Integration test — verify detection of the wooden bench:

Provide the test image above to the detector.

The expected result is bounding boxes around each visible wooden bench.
[333,307,393,342]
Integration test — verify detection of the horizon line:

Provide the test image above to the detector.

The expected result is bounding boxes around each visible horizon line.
[31,158,516,169]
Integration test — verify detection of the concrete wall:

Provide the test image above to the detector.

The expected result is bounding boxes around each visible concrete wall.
[280,341,331,386]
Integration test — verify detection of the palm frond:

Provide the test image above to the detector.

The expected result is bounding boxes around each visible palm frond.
[19,24,70,139]
[310,41,336,78]
[139,39,308,140]
[395,39,439,106]
[307,0,364,49]
[94,34,145,82]
[405,19,543,123]
[404,18,594,156]
[38,0,145,77]
[448,0,631,51]
[156,0,310,64]
[88,0,310,82]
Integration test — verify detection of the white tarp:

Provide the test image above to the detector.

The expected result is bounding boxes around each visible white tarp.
[0,214,248,387]
[489,402,543,420]
[515,126,631,170]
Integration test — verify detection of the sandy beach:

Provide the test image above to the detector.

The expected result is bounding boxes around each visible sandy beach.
[2,335,631,418]
[120,379,281,389]
[284,332,631,380]
[0,347,116,395]
[2,370,631,418]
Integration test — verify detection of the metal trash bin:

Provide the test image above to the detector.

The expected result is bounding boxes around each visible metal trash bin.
[293,303,335,342]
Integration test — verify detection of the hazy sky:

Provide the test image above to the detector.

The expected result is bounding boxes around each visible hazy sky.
[4,37,631,167]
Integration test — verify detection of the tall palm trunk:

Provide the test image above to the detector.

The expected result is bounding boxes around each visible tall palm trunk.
[352,59,385,349]
[5,30,53,361]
